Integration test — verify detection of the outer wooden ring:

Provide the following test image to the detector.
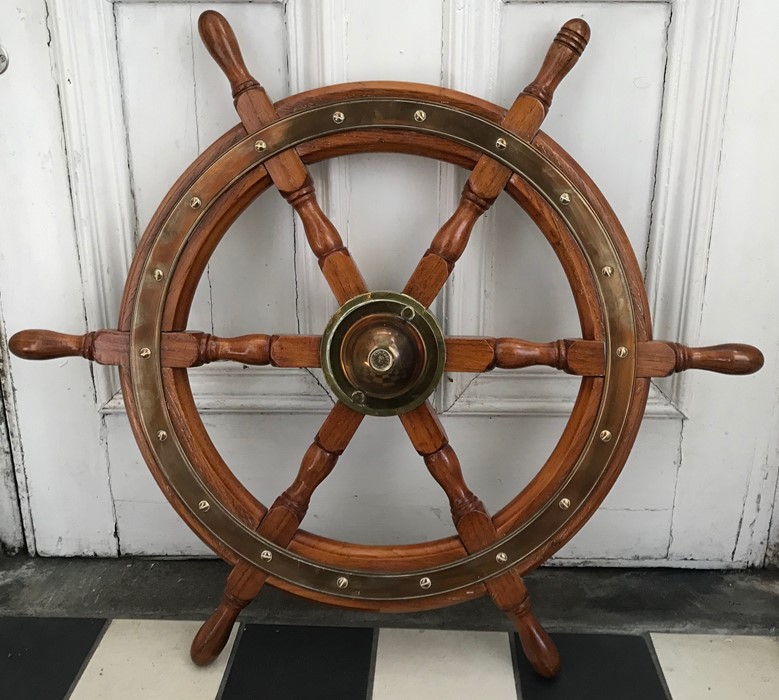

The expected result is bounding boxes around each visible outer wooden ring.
[118,83,651,611]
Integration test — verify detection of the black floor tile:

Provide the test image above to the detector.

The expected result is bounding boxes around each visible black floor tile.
[0,616,106,700]
[514,633,669,700]
[220,624,374,700]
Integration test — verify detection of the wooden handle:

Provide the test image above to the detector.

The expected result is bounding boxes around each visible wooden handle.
[672,343,764,375]
[9,329,97,361]
[522,19,591,112]
[198,10,256,98]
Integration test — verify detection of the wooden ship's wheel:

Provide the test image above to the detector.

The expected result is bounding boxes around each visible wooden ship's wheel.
[10,12,763,678]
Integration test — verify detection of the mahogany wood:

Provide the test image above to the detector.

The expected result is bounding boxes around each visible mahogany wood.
[198,10,367,306]
[402,19,591,308]
[401,402,560,678]
[191,402,363,665]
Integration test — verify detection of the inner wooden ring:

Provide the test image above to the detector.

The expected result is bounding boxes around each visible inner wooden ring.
[118,83,650,611]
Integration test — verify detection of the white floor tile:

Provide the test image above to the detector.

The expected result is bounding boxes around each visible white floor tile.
[371,628,517,700]
[69,619,237,700]
[651,633,779,700]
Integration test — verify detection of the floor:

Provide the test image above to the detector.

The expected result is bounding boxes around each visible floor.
[1,617,777,699]
[1,558,777,699]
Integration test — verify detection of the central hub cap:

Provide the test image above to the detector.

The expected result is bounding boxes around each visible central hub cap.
[321,292,446,416]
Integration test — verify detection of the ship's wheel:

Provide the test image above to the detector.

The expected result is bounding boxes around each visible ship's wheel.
[10,12,763,678]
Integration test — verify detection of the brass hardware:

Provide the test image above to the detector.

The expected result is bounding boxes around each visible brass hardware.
[414,109,427,122]
[198,500,210,512]
[559,192,571,205]
[139,347,151,359]
[332,111,345,124]
[419,577,432,589]
[128,97,638,600]
[496,552,508,563]
[616,346,629,358]
[599,430,612,442]
[336,576,349,589]
[189,196,202,209]
[320,291,446,416]
[254,139,267,152]
[559,498,571,510]
[260,550,273,562]
[153,269,164,282]
[602,266,614,278]
[496,137,507,150]
[157,430,167,442]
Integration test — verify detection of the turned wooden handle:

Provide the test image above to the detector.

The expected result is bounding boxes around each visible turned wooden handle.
[672,343,764,375]
[523,19,591,112]
[9,330,96,361]
[198,10,256,98]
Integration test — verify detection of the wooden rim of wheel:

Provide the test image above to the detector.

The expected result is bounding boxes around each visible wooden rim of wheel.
[116,82,651,611]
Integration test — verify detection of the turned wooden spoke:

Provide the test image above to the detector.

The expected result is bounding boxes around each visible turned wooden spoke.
[191,402,363,665]
[198,11,367,304]
[403,20,591,308]
[399,401,560,678]
[9,329,321,369]
[443,336,764,377]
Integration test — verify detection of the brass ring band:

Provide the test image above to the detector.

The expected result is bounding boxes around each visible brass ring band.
[128,98,637,600]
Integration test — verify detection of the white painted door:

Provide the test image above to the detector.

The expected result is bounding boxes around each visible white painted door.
[1,0,776,566]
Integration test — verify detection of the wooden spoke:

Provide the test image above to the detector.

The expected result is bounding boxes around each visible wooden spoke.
[399,402,560,678]
[198,11,367,304]
[191,402,363,665]
[403,20,591,308]
[443,336,764,377]
[9,329,322,369]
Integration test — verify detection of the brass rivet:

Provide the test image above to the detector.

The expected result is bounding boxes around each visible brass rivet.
[139,347,151,359]
[198,500,210,512]
[616,346,629,358]
[153,269,164,282]
[419,577,432,589]
[351,390,365,405]
[559,192,572,205]
[559,497,572,510]
[414,109,426,122]
[156,430,167,442]
[496,137,507,150]
[600,429,612,442]
[496,552,508,564]
[336,576,349,589]
[260,550,272,562]
[602,266,614,278]
[189,196,202,209]
[332,111,345,124]
[400,306,415,321]
[254,139,267,152]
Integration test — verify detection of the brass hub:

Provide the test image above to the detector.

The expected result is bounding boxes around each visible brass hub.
[321,292,446,416]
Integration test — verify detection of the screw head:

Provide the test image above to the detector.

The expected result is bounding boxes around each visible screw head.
[254,139,267,152]
[600,429,613,442]
[414,109,427,122]
[496,552,508,564]
[419,577,432,589]
[260,550,273,562]
[351,390,365,405]
[332,111,345,124]
[495,137,507,150]
[198,500,210,512]
[336,576,349,589]
[153,269,164,281]
[559,497,572,510]
[602,266,614,278]
[616,346,629,358]
[400,306,415,321]
[189,196,202,209]
[156,430,167,442]
[559,192,572,205]
[139,347,151,359]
